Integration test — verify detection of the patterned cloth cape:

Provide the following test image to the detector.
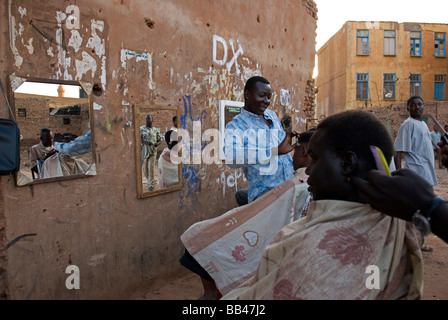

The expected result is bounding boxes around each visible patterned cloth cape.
[180,169,311,295]
[222,200,423,300]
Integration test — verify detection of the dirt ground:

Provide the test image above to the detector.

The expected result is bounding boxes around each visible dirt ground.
[132,167,448,300]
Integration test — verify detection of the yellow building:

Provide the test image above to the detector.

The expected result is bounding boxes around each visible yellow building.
[316,21,448,119]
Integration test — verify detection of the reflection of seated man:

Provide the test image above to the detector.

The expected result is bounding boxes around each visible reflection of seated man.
[40,130,92,178]
[158,130,179,188]
[28,128,55,179]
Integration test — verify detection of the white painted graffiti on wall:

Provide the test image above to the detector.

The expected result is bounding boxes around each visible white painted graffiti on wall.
[8,3,106,89]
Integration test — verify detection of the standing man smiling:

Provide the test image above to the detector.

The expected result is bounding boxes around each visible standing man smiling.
[224,76,298,203]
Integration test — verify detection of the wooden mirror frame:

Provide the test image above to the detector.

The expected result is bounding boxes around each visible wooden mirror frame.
[133,104,182,198]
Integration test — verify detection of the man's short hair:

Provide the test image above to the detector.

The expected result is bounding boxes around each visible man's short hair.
[244,76,270,92]
[407,95,423,107]
[40,128,51,136]
[298,128,316,144]
[316,110,394,171]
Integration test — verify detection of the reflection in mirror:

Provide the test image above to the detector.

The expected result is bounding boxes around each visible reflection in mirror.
[133,104,181,198]
[11,76,96,186]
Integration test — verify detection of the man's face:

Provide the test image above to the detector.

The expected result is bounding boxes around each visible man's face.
[146,115,153,127]
[408,98,424,120]
[41,132,53,147]
[305,128,347,201]
[244,82,272,115]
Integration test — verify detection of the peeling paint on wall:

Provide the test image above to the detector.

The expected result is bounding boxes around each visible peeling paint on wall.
[8,0,23,68]
[120,49,155,90]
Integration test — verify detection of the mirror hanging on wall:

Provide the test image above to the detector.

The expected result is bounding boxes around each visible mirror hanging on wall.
[10,75,96,186]
[133,104,182,198]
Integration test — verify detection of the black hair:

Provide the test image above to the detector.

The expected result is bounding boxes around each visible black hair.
[40,128,51,136]
[298,128,316,144]
[244,76,270,92]
[407,95,423,107]
[316,110,394,171]
[164,130,178,150]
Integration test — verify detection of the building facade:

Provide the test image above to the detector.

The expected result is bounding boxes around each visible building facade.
[316,21,448,119]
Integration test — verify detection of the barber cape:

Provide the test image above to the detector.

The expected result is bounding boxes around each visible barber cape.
[41,153,91,178]
[222,200,423,300]
[180,169,311,295]
[158,148,179,188]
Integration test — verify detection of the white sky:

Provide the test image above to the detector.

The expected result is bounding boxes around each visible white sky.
[314,0,448,51]
[15,82,81,98]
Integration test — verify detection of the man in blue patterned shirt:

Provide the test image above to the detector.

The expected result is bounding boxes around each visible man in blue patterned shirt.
[225,76,298,203]
[54,130,92,156]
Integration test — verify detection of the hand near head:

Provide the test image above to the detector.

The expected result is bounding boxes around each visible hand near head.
[277,130,300,155]
[351,168,435,221]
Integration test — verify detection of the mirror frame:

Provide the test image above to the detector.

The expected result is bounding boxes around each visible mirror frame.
[133,104,182,198]
[9,75,96,187]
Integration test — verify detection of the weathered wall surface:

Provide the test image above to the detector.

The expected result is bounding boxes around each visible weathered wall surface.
[316,24,348,119]
[0,0,317,299]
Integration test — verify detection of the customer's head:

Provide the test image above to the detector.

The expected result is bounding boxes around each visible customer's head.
[305,110,394,202]
[293,128,315,171]
[165,130,178,150]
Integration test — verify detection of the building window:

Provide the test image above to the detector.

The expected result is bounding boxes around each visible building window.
[410,73,421,96]
[384,30,396,56]
[63,117,71,125]
[356,73,369,100]
[434,32,446,57]
[383,74,396,100]
[17,108,27,117]
[410,31,421,56]
[356,30,369,55]
[435,75,446,100]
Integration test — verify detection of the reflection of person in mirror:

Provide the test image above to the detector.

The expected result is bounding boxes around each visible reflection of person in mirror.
[140,114,162,191]
[158,130,179,188]
[171,115,178,132]
[29,128,55,179]
[53,130,92,156]
[40,130,92,179]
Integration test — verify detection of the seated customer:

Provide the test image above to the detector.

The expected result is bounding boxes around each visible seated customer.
[158,130,179,188]
[180,129,314,299]
[28,128,55,179]
[222,110,423,300]
[40,132,92,178]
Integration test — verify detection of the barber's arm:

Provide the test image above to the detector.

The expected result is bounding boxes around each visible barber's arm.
[277,130,299,155]
[351,169,448,244]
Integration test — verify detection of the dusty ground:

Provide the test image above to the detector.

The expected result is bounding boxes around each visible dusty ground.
[133,167,448,300]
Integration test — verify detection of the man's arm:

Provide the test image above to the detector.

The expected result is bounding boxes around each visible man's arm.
[351,169,448,244]
[54,131,92,156]
[394,152,403,170]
